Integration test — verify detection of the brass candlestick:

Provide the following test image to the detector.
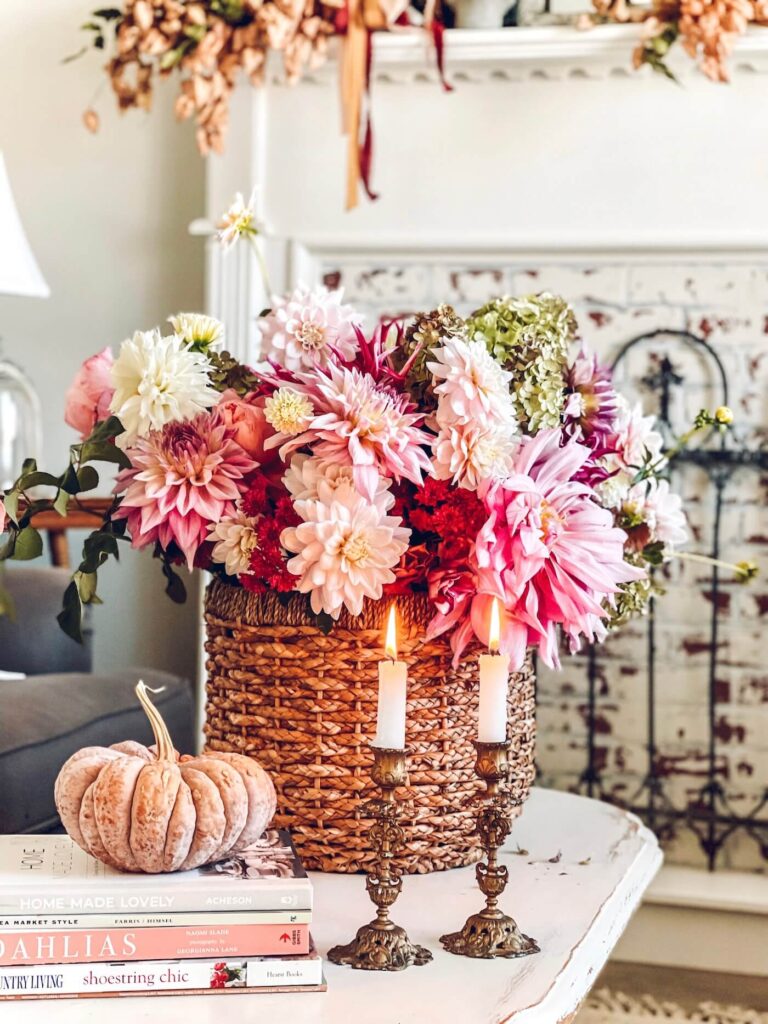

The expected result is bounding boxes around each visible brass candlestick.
[327,746,432,971]
[441,740,539,959]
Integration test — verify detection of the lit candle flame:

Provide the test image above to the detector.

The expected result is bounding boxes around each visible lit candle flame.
[385,604,398,660]
[489,597,501,655]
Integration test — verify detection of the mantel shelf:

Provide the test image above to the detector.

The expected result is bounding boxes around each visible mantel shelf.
[289,23,768,83]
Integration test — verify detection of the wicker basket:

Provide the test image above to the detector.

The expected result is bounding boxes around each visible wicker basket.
[204,580,536,874]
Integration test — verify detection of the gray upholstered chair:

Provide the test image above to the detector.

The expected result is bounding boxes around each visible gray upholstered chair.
[0,567,195,834]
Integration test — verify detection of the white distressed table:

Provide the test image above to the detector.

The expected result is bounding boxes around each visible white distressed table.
[3,789,660,1024]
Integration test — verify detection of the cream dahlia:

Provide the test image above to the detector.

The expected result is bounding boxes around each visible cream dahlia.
[428,336,514,427]
[284,454,395,512]
[114,413,257,568]
[258,285,362,371]
[110,329,218,446]
[271,363,433,502]
[168,313,225,353]
[264,387,314,435]
[217,189,259,251]
[209,508,260,576]
[433,421,518,490]
[282,486,410,618]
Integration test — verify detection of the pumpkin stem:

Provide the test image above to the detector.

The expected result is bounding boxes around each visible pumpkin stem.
[135,681,175,762]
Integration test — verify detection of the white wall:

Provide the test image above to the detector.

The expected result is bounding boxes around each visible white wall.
[0,1,205,681]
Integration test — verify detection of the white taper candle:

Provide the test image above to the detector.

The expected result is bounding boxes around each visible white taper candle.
[373,605,407,749]
[477,598,509,743]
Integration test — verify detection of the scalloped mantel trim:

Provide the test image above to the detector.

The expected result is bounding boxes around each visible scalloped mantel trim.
[272,24,768,85]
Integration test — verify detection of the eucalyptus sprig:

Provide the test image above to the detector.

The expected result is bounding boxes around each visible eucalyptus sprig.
[0,415,130,642]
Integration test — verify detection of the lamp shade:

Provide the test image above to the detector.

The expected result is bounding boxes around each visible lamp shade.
[0,152,49,298]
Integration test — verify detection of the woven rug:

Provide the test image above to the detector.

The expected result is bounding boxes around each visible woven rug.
[579,990,768,1023]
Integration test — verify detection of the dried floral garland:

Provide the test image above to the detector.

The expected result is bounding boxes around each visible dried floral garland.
[72,0,444,208]
[590,0,768,82]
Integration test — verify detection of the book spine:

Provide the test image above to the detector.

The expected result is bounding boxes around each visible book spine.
[0,955,323,998]
[0,910,312,931]
[0,924,309,967]
[0,881,312,915]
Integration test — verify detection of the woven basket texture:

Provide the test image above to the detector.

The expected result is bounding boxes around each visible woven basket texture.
[204,580,536,874]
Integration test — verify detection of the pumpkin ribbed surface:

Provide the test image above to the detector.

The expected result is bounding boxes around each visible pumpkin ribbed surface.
[203,580,536,874]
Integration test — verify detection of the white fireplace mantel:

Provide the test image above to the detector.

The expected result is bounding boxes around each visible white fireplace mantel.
[325,24,768,83]
[201,26,768,359]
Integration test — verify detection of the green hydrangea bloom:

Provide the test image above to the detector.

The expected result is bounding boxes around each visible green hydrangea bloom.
[466,293,576,433]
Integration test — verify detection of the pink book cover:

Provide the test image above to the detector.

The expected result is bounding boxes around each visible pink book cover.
[0,923,309,967]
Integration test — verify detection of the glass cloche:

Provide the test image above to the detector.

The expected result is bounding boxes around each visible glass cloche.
[0,358,42,491]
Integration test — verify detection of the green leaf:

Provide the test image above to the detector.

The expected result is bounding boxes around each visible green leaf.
[94,34,105,50]
[80,440,131,470]
[315,611,334,636]
[57,581,84,644]
[3,491,19,524]
[80,20,102,30]
[74,569,100,605]
[12,527,43,561]
[161,559,187,604]
[20,458,37,476]
[18,471,61,492]
[88,416,123,442]
[79,531,119,574]
[642,541,665,566]
[53,489,71,517]
[92,7,123,19]
[76,465,100,493]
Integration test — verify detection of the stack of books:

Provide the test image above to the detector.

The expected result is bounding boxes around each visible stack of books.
[0,830,324,1000]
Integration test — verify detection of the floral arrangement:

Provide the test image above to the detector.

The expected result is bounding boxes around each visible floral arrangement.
[4,265,746,671]
[590,0,768,81]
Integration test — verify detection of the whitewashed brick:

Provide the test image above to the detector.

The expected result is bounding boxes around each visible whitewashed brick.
[326,262,430,306]
[627,263,756,308]
[509,264,628,306]
[575,304,687,356]
[684,308,758,347]
[431,265,507,306]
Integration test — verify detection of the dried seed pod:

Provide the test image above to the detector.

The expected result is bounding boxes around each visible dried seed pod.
[82,108,100,133]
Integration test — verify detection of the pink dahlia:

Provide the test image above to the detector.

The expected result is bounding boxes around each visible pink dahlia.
[470,428,644,669]
[269,363,433,502]
[258,285,362,372]
[563,347,618,445]
[114,413,257,568]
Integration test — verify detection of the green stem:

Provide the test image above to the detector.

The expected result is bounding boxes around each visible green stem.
[249,235,272,299]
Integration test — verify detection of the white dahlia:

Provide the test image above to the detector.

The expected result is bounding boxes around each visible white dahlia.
[623,479,688,550]
[613,398,665,471]
[281,488,409,619]
[258,285,362,371]
[283,454,394,513]
[110,330,218,446]
[428,336,514,428]
[168,313,225,353]
[209,509,260,576]
[433,421,518,490]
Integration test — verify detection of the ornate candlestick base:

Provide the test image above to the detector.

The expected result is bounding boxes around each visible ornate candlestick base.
[328,746,432,972]
[441,740,540,960]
